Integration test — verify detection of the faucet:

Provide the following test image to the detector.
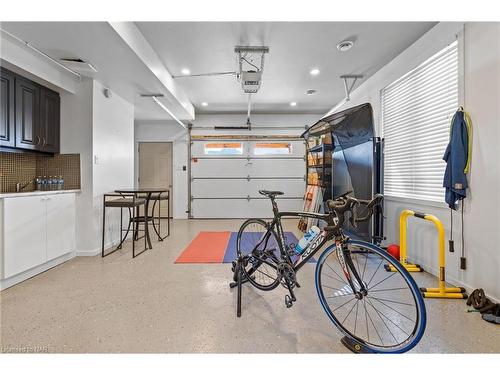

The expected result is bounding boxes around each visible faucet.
[16,180,32,192]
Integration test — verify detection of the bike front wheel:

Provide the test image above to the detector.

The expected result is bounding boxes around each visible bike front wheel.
[315,239,426,353]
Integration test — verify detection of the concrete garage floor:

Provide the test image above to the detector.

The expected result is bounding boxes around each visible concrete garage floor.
[1,219,499,353]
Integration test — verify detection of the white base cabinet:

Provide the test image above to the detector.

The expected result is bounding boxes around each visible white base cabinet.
[46,194,76,262]
[1,192,76,281]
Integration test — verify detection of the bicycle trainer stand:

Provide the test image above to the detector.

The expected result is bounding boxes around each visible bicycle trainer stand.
[229,257,248,318]
[229,255,300,318]
[340,336,377,354]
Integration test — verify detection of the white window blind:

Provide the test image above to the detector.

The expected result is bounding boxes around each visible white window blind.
[382,41,458,202]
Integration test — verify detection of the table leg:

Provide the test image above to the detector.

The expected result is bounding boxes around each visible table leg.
[145,194,153,249]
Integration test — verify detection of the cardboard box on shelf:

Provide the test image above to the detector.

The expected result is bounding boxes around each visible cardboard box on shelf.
[318,154,332,165]
[307,172,319,185]
[307,138,319,148]
[321,133,333,144]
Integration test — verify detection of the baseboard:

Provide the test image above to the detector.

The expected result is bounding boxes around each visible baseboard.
[408,257,499,303]
[1,252,75,290]
[76,249,100,256]
[76,239,122,257]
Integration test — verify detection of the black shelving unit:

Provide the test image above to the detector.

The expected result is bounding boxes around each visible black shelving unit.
[301,133,333,231]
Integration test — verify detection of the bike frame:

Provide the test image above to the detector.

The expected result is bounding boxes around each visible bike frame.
[253,198,331,272]
[249,197,367,297]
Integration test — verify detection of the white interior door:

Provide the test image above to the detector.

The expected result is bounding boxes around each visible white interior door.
[139,142,173,216]
[191,138,306,218]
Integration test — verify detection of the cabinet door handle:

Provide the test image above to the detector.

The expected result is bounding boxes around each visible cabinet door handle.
[42,137,46,146]
[35,135,40,145]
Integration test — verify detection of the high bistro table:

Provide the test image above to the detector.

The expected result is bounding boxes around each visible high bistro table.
[115,188,169,250]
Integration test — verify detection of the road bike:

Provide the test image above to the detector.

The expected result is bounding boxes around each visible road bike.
[231,190,426,353]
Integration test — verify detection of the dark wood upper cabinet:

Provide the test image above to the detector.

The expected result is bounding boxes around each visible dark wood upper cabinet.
[0,68,15,147]
[39,87,60,153]
[15,76,40,151]
[0,68,60,154]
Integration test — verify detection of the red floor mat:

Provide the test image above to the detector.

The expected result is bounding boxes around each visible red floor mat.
[175,231,231,263]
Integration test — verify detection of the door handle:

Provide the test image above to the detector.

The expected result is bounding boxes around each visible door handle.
[35,135,40,145]
[42,137,46,147]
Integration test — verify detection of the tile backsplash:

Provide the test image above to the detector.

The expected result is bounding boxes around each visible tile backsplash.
[0,153,81,193]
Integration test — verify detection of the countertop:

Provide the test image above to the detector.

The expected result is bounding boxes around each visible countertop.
[0,189,81,199]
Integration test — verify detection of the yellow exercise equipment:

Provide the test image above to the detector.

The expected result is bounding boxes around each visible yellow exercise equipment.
[384,210,424,272]
[386,209,467,299]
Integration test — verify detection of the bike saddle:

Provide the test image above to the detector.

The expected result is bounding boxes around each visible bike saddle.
[258,190,284,198]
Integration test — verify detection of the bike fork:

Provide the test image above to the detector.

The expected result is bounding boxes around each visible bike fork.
[335,242,367,299]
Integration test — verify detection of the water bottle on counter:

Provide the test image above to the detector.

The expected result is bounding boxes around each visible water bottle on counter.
[36,176,42,191]
[58,175,65,190]
[295,226,321,255]
[41,176,48,191]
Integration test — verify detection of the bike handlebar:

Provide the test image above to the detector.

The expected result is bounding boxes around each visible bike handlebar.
[324,193,384,234]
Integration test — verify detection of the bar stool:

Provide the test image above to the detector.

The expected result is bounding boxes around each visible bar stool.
[137,190,170,241]
[102,193,147,258]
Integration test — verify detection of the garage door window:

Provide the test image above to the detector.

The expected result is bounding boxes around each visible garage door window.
[204,142,243,155]
[253,142,292,155]
[382,41,459,202]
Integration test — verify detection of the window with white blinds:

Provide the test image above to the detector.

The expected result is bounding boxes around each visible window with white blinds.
[382,41,458,202]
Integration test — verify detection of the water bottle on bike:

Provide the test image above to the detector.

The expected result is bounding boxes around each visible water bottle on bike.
[294,226,320,255]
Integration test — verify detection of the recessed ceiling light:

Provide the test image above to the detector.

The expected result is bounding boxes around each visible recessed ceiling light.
[306,89,317,95]
[201,102,208,107]
[181,68,191,75]
[337,40,354,52]
[310,68,320,76]
[290,102,297,107]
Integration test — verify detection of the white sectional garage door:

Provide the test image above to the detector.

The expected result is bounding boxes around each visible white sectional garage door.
[191,137,306,218]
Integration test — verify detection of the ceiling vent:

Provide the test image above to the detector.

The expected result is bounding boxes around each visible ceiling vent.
[59,58,98,75]
[337,40,354,52]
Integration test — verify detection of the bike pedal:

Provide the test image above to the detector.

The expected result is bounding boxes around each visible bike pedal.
[285,295,293,308]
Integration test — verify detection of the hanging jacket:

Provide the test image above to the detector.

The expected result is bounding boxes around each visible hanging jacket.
[442,109,472,210]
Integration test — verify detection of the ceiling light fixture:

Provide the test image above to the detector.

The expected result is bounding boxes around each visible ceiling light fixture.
[337,40,354,52]
[290,102,297,107]
[306,89,317,95]
[181,68,191,75]
[310,68,320,76]
[141,94,187,129]
[201,102,208,107]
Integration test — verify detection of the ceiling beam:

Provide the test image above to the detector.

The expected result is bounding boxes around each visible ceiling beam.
[109,22,195,121]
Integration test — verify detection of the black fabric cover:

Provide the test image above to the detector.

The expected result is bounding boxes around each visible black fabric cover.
[303,103,377,241]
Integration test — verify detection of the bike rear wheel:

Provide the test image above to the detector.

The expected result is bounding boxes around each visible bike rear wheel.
[315,239,426,353]
[236,219,281,291]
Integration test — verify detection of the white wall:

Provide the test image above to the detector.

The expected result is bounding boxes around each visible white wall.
[326,22,500,300]
[135,113,320,219]
[60,80,135,254]
[60,78,94,253]
[92,81,135,250]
